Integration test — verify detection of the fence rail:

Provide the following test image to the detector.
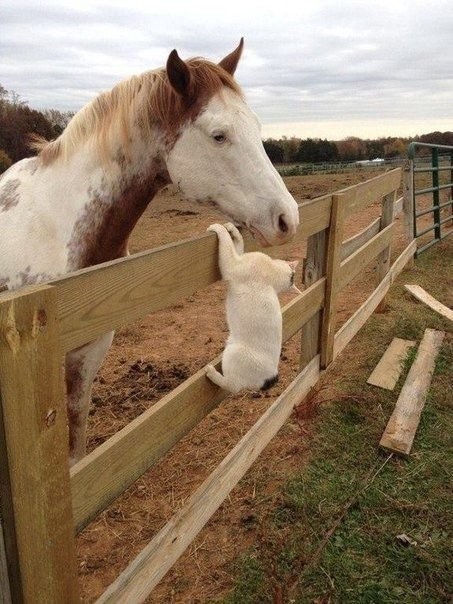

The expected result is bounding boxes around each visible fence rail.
[0,168,412,603]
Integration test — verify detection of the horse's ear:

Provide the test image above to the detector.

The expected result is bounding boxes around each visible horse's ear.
[166,49,192,97]
[218,38,244,76]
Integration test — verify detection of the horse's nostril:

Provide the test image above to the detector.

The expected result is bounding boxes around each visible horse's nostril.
[278,214,289,234]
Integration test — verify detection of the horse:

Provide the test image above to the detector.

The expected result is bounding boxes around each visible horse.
[0,39,299,465]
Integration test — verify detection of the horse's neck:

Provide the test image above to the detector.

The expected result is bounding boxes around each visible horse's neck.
[64,137,170,270]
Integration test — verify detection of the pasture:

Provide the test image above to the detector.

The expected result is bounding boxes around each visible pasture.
[69,167,451,603]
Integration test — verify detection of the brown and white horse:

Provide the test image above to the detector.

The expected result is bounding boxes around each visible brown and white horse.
[0,40,299,464]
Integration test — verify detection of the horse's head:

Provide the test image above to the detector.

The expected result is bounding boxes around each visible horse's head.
[162,40,299,247]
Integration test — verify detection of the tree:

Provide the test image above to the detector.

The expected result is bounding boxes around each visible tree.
[335,137,367,161]
[0,83,54,162]
[43,109,75,137]
[263,138,285,164]
[280,136,300,163]
[295,138,339,163]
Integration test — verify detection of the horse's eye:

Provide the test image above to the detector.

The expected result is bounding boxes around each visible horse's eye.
[213,133,226,143]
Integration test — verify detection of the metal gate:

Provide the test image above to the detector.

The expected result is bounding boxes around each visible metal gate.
[408,141,453,255]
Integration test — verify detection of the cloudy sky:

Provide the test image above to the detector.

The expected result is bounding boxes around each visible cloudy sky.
[1,0,452,140]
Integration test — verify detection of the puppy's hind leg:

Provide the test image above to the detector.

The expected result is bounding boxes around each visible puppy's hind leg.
[205,364,240,394]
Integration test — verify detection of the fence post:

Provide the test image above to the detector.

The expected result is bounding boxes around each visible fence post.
[320,194,345,369]
[300,228,327,368]
[375,190,396,312]
[403,159,415,264]
[431,147,441,241]
[0,285,79,603]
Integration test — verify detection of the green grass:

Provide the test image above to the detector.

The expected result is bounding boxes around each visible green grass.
[216,238,453,604]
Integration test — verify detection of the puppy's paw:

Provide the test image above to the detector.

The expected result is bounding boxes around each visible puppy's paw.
[205,364,216,378]
[207,223,223,235]
[224,222,242,241]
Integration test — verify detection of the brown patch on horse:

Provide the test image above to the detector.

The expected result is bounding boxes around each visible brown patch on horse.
[17,265,53,287]
[66,161,170,269]
[0,178,20,212]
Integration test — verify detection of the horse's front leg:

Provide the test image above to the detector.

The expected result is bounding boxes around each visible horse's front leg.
[65,332,114,466]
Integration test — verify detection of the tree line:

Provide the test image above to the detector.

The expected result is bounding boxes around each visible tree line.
[263,132,453,164]
[0,84,74,172]
[1,81,452,174]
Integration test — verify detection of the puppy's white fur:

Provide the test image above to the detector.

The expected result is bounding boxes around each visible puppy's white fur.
[206,223,300,393]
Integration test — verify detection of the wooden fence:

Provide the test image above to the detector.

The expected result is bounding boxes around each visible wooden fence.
[0,168,415,603]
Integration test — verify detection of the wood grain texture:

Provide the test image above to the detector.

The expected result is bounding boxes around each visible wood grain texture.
[0,286,79,603]
[320,194,346,368]
[96,356,321,604]
[367,338,416,390]
[404,284,453,322]
[376,191,396,312]
[380,329,445,455]
[300,230,327,368]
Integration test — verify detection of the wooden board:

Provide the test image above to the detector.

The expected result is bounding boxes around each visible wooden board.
[338,222,394,291]
[367,338,416,390]
[340,168,401,217]
[375,190,396,312]
[404,284,453,323]
[320,194,345,368]
[380,329,445,455]
[300,230,327,368]
[0,286,79,603]
[96,355,321,604]
[341,217,380,261]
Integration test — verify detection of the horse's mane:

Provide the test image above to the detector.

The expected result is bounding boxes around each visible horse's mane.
[31,58,243,164]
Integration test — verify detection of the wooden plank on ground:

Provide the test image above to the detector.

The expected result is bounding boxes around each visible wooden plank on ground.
[367,338,415,390]
[404,284,453,323]
[380,329,445,455]
[96,355,321,604]
[0,286,79,603]
[320,194,346,368]
[71,279,325,531]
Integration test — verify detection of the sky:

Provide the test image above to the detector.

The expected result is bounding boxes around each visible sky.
[1,0,452,140]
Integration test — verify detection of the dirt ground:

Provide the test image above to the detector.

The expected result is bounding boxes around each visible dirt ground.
[76,168,436,603]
